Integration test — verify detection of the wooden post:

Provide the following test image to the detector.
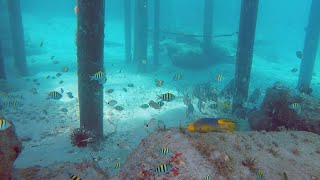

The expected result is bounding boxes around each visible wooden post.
[0,40,5,79]
[297,0,320,89]
[203,0,213,56]
[77,0,105,139]
[124,0,132,63]
[134,0,148,72]
[232,0,259,116]
[7,0,27,76]
[153,0,160,65]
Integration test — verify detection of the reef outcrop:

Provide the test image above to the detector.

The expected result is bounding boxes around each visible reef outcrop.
[112,129,320,180]
[0,121,22,179]
[248,82,320,134]
[12,162,109,180]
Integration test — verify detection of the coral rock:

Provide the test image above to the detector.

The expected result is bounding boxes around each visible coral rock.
[0,122,22,180]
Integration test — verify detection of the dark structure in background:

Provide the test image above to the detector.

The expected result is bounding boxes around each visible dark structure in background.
[153,0,160,65]
[0,41,5,79]
[124,0,132,63]
[202,0,213,57]
[298,0,320,90]
[77,0,105,139]
[134,0,148,72]
[7,0,27,76]
[232,0,259,117]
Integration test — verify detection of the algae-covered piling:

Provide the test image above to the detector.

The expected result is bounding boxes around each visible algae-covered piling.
[7,0,27,76]
[297,0,320,89]
[232,0,259,116]
[77,0,105,139]
[134,0,148,72]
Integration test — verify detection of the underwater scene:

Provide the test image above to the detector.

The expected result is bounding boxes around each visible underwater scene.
[0,0,320,179]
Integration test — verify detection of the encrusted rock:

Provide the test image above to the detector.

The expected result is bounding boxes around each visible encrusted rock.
[0,121,22,179]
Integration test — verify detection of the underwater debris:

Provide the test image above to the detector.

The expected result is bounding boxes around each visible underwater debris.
[70,128,94,148]
[242,157,256,172]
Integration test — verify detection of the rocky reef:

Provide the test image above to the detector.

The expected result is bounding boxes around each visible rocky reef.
[248,82,320,134]
[12,162,109,180]
[0,121,22,179]
[111,128,320,180]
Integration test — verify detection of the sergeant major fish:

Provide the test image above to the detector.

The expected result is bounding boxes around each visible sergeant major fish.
[47,88,64,100]
[154,164,173,174]
[0,119,11,131]
[158,93,175,102]
[89,71,107,84]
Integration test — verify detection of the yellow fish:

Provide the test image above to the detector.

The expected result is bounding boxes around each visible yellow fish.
[187,118,236,133]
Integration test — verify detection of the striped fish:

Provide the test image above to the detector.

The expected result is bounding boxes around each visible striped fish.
[288,102,301,114]
[70,174,81,180]
[158,93,175,102]
[0,119,11,131]
[114,162,121,169]
[90,71,107,84]
[172,73,183,80]
[155,79,164,87]
[204,175,212,180]
[215,74,224,81]
[47,90,63,100]
[31,88,38,94]
[257,169,264,180]
[2,100,22,107]
[159,148,173,156]
[154,164,173,174]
